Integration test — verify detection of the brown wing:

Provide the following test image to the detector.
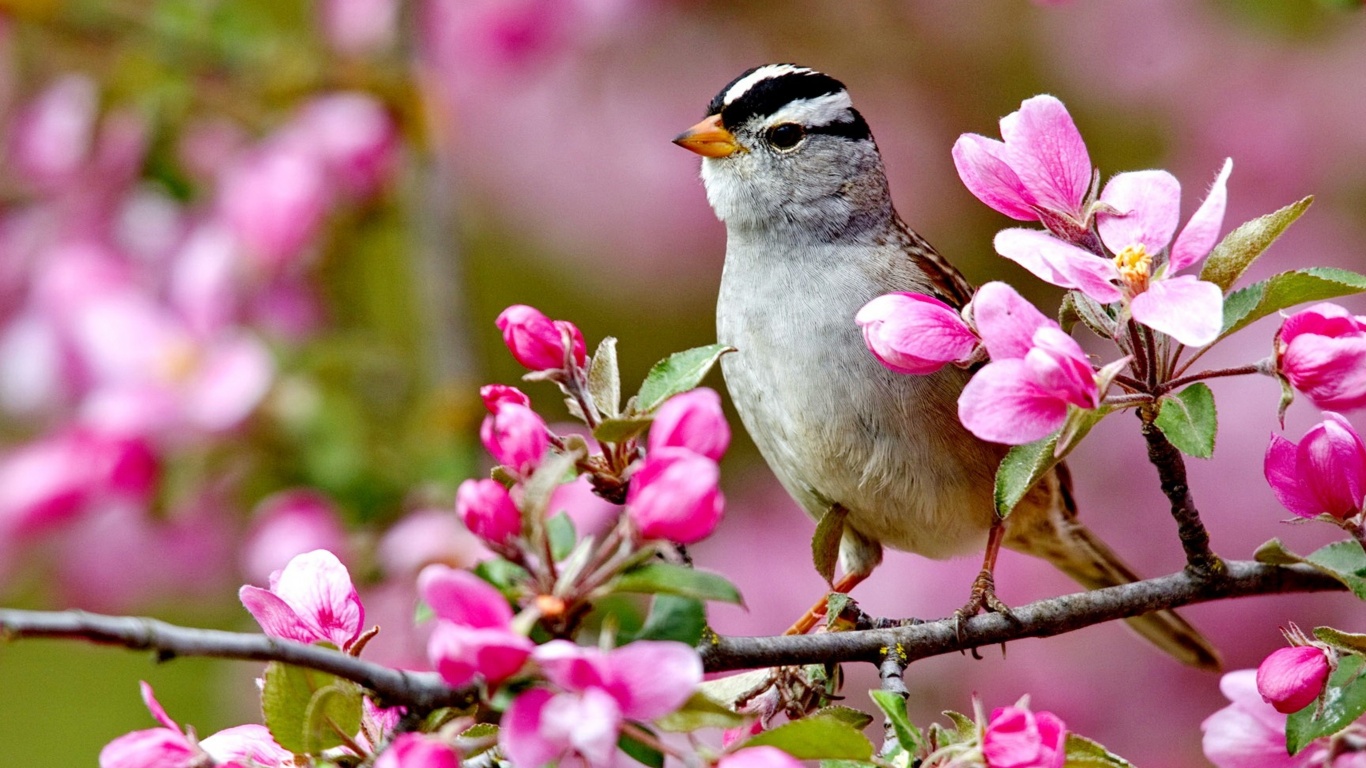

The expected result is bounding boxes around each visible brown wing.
[893,218,975,309]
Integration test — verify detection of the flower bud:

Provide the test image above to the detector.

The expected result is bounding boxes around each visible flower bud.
[1264,412,1366,520]
[374,733,459,768]
[1257,646,1330,714]
[480,383,531,413]
[983,704,1066,768]
[495,304,587,371]
[1276,303,1366,412]
[855,292,979,375]
[479,403,549,476]
[219,144,329,269]
[718,746,804,768]
[456,478,522,546]
[626,448,723,544]
[648,387,730,461]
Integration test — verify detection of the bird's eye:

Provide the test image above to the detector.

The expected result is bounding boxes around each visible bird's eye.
[766,123,806,150]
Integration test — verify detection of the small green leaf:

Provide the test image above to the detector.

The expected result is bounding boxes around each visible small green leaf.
[519,448,581,520]
[1153,383,1217,458]
[739,715,875,760]
[593,416,654,443]
[262,662,362,755]
[636,344,734,413]
[473,558,530,592]
[1200,196,1313,291]
[811,706,874,730]
[1314,626,1366,655]
[613,562,744,604]
[1305,540,1366,600]
[994,408,1108,517]
[1220,267,1366,340]
[588,336,622,418]
[1287,654,1366,753]
[546,511,577,561]
[812,505,848,586]
[619,728,665,768]
[1064,733,1136,767]
[656,692,747,732]
[1059,291,1118,340]
[870,690,922,754]
[413,599,434,625]
[699,670,772,707]
[632,594,707,645]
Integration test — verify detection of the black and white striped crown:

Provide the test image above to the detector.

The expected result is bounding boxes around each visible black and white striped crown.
[705,64,872,142]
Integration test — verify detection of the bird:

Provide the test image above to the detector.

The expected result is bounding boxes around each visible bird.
[672,63,1219,670]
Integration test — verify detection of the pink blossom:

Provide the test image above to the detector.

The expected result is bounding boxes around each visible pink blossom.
[218,143,330,270]
[982,704,1066,768]
[993,159,1232,347]
[856,292,980,375]
[502,687,622,768]
[480,402,549,476]
[648,387,730,461]
[239,549,365,650]
[241,489,350,584]
[0,427,156,536]
[951,95,1091,226]
[958,282,1098,445]
[626,447,724,543]
[456,478,522,546]
[718,746,803,768]
[320,0,399,56]
[100,683,290,768]
[1257,646,1331,714]
[418,564,534,687]
[373,733,460,768]
[197,725,293,767]
[480,383,532,412]
[6,74,99,192]
[289,93,398,198]
[495,304,587,371]
[1264,412,1366,520]
[1203,669,1313,768]
[1277,303,1366,411]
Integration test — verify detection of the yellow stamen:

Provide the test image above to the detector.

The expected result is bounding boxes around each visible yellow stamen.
[159,341,200,384]
[1113,243,1152,294]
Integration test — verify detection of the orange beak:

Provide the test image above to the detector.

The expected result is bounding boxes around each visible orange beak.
[672,114,744,158]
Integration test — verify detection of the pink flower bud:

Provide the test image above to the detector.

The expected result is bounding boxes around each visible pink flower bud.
[648,387,730,461]
[219,144,329,269]
[480,383,531,413]
[495,304,587,371]
[1264,412,1366,520]
[1276,303,1366,412]
[1257,646,1330,714]
[456,478,522,545]
[718,746,804,768]
[856,292,980,375]
[480,403,549,476]
[374,733,459,768]
[983,704,1067,768]
[626,447,723,544]
[238,549,365,650]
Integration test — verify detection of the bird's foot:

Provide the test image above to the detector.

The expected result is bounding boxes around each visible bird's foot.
[952,568,1014,641]
[785,573,868,635]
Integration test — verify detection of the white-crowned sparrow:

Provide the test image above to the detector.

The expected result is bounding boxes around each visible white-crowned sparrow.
[674,63,1219,669]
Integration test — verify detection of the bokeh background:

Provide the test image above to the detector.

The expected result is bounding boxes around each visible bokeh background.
[2,0,1365,764]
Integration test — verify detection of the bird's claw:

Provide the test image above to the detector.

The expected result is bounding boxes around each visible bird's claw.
[952,568,1014,642]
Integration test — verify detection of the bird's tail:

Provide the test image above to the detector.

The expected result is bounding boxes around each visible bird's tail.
[1004,465,1222,672]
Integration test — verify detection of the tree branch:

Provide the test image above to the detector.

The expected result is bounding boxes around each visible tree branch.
[1138,404,1223,576]
[0,610,475,713]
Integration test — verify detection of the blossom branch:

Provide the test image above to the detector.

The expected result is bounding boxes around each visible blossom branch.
[0,608,476,713]
[1138,404,1223,576]
[699,560,1343,671]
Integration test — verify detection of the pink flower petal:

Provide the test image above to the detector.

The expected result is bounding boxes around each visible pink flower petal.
[199,724,292,767]
[1170,159,1233,273]
[1264,434,1323,519]
[999,94,1091,218]
[1281,333,1366,411]
[427,622,534,687]
[718,746,806,768]
[1097,170,1181,257]
[971,282,1053,361]
[417,564,513,628]
[1301,414,1366,519]
[602,641,703,720]
[1257,647,1330,715]
[1130,276,1224,347]
[139,681,180,732]
[959,360,1070,445]
[239,585,321,644]
[184,333,274,432]
[374,733,461,768]
[648,387,731,461]
[1202,671,1303,768]
[98,728,197,768]
[264,549,364,648]
[501,689,564,768]
[951,134,1038,221]
[856,292,979,375]
[992,229,1122,303]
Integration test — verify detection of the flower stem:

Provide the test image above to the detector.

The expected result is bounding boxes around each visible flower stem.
[1161,364,1264,393]
[620,721,685,759]
[1138,405,1224,578]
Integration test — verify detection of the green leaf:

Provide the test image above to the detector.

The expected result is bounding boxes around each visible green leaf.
[473,558,530,592]
[1153,383,1217,459]
[1254,538,1306,566]
[994,408,1108,517]
[1064,733,1135,767]
[593,416,654,443]
[1220,267,1366,340]
[632,594,707,645]
[413,599,434,625]
[1287,654,1366,753]
[739,714,875,760]
[1200,196,1313,291]
[636,344,734,413]
[546,511,577,561]
[812,505,848,586]
[588,336,622,418]
[1059,291,1118,340]
[519,448,581,520]
[1305,540,1366,600]
[699,670,772,707]
[870,690,922,754]
[811,706,874,730]
[619,728,665,768]
[613,562,744,604]
[1314,626,1366,655]
[262,662,362,755]
[656,691,747,732]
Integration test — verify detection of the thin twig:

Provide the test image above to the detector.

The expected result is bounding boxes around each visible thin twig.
[1162,364,1264,394]
[1138,405,1223,577]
